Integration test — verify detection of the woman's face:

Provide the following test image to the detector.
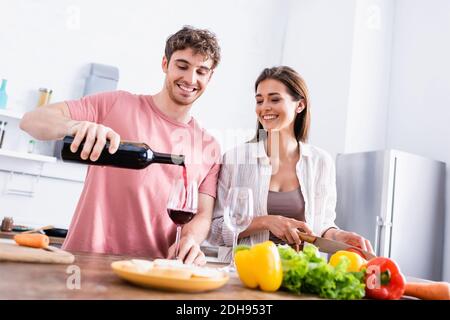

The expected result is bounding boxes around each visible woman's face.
[255,79,302,134]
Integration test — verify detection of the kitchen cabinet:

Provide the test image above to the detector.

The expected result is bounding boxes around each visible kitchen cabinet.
[0,108,86,228]
[0,169,84,229]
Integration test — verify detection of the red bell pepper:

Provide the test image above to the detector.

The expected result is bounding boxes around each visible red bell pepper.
[364,257,406,300]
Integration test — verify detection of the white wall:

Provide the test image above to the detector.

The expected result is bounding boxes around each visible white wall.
[0,0,288,152]
[282,0,357,158]
[345,0,395,152]
[282,0,395,157]
[386,0,450,281]
[0,0,288,228]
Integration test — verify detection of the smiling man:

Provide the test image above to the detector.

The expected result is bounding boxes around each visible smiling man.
[20,26,222,265]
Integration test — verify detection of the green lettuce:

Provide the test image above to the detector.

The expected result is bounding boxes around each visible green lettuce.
[277,245,365,300]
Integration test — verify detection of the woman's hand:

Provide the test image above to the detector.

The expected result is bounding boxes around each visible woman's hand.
[332,229,375,255]
[264,215,313,245]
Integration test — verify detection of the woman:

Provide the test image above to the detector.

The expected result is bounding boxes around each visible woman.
[208,66,374,259]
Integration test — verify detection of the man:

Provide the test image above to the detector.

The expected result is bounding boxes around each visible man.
[20,26,222,265]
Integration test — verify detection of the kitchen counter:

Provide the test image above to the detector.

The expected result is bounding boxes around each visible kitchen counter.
[0,247,430,300]
[0,250,322,300]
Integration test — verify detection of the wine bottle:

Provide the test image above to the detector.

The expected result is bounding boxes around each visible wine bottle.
[61,136,184,169]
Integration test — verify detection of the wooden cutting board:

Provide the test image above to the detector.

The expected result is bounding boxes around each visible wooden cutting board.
[0,242,75,264]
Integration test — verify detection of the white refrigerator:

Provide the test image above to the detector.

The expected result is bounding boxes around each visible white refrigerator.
[335,150,446,281]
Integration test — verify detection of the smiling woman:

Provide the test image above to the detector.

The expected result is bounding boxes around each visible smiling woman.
[253,66,310,143]
[208,66,375,261]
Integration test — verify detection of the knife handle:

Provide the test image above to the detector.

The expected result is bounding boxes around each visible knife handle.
[296,230,316,243]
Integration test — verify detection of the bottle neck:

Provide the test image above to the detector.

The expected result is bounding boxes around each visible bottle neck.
[148,150,185,166]
[0,80,6,91]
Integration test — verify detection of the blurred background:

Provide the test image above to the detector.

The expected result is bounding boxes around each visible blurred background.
[0,0,449,281]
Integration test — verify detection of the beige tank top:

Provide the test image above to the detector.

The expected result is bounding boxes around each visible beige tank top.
[267,187,305,244]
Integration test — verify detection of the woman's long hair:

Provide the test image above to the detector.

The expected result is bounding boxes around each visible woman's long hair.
[250,66,311,143]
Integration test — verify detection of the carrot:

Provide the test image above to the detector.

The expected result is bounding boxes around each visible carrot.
[14,233,49,249]
[404,281,450,300]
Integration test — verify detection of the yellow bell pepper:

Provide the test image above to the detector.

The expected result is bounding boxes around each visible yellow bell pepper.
[329,250,367,272]
[234,241,283,292]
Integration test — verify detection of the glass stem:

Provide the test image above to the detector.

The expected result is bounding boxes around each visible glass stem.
[175,225,182,259]
[231,232,239,266]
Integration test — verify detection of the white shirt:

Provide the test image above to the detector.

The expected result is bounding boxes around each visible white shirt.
[208,139,338,260]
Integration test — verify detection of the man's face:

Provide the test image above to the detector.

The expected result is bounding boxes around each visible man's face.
[162,48,214,106]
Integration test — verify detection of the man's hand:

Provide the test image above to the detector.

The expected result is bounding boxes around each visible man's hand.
[167,235,206,266]
[67,121,120,161]
[166,193,214,266]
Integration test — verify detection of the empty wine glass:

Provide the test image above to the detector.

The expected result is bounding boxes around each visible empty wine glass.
[167,179,198,259]
[222,187,254,272]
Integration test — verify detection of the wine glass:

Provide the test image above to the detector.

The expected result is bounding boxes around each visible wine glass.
[167,179,198,259]
[222,187,254,272]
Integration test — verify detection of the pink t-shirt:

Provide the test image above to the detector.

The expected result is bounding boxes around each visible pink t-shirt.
[62,90,221,258]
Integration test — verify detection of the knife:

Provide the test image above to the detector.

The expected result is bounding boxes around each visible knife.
[296,230,376,260]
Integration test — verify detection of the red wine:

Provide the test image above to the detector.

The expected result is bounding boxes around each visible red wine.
[182,165,188,208]
[182,165,187,190]
[61,136,185,169]
[167,209,195,225]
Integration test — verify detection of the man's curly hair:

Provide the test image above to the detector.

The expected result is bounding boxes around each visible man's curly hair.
[165,26,221,69]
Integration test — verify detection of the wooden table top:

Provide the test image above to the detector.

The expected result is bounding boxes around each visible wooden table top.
[0,251,320,300]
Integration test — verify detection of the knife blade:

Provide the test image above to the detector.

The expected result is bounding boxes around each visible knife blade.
[296,231,376,260]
